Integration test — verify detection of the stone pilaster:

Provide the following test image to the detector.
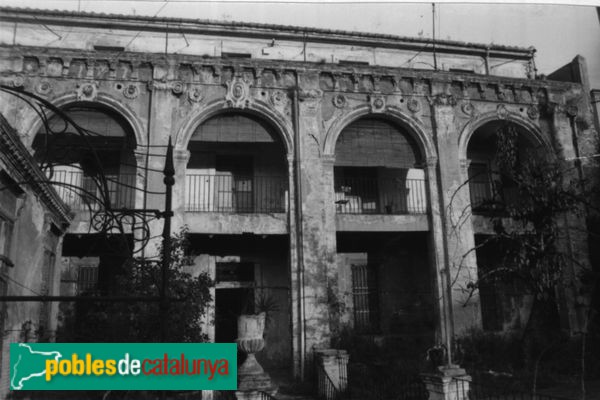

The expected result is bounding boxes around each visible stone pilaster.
[424,155,453,348]
[296,76,333,367]
[549,105,593,333]
[430,95,481,335]
[173,149,190,231]
[421,367,471,400]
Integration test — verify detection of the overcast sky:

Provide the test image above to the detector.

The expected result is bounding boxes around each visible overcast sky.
[1,1,599,88]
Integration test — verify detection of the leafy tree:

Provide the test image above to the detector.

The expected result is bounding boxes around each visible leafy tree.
[57,228,213,343]
[453,122,600,393]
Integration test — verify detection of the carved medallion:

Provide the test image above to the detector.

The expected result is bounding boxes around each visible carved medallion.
[171,81,184,95]
[123,84,139,99]
[526,105,539,120]
[369,95,386,113]
[407,97,421,113]
[12,75,24,88]
[188,86,203,103]
[76,82,98,101]
[35,80,52,96]
[225,77,252,109]
[270,90,287,107]
[461,101,475,117]
[332,94,346,109]
[496,104,508,119]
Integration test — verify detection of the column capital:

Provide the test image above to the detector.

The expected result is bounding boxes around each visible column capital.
[425,156,438,168]
[459,158,472,170]
[174,149,191,163]
[321,154,336,166]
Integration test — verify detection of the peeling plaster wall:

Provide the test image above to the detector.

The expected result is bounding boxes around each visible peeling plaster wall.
[0,162,64,396]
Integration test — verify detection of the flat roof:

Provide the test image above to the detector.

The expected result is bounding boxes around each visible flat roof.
[0,7,535,59]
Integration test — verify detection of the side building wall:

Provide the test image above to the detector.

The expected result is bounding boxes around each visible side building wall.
[0,114,71,396]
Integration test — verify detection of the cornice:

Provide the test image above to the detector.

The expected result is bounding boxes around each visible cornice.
[0,45,579,94]
[0,114,72,226]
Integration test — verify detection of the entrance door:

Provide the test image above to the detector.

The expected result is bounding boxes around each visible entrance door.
[216,155,253,212]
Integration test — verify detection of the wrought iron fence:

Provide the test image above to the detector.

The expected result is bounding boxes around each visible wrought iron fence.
[453,376,573,400]
[334,177,427,215]
[50,170,137,210]
[470,180,520,214]
[185,174,287,213]
[316,361,343,400]
[259,391,278,400]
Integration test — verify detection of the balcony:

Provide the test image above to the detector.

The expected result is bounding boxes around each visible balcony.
[469,178,519,214]
[334,176,428,215]
[51,170,136,210]
[185,174,287,213]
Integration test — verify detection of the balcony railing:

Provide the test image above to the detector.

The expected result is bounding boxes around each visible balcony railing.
[50,170,137,210]
[185,174,287,213]
[334,177,428,215]
[470,179,519,213]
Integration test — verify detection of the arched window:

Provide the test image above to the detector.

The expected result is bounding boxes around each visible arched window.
[32,104,137,209]
[334,118,427,214]
[186,113,287,213]
[467,121,540,213]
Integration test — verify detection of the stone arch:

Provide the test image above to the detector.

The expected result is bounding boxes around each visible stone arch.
[24,92,146,149]
[458,110,553,162]
[323,105,437,162]
[174,99,294,155]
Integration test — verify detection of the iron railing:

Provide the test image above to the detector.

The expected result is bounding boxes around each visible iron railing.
[185,174,287,213]
[50,170,137,210]
[316,362,343,400]
[214,390,236,400]
[453,376,573,400]
[347,375,428,400]
[258,391,278,400]
[334,177,428,215]
[470,180,520,213]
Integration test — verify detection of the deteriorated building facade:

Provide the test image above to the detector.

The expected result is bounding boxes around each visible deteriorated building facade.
[0,7,597,393]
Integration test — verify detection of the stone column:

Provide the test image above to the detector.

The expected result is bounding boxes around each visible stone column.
[430,93,481,335]
[421,367,471,400]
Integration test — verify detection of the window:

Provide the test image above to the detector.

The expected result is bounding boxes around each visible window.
[38,249,56,338]
[468,162,493,209]
[216,262,254,283]
[77,264,99,294]
[351,264,380,333]
[0,216,14,268]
